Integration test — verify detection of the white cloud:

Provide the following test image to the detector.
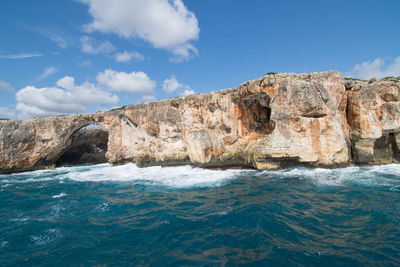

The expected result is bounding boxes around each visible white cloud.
[35,66,58,81]
[81,0,199,61]
[56,76,75,90]
[0,52,42,59]
[182,88,195,96]
[16,76,119,119]
[0,80,14,91]
[49,35,69,49]
[97,69,156,95]
[0,107,16,118]
[81,35,115,54]
[347,56,400,80]
[114,51,145,63]
[162,75,194,95]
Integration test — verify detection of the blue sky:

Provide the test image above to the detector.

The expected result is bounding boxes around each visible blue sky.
[0,0,399,119]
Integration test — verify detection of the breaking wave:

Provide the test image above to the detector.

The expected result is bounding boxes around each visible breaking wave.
[1,162,400,265]
[1,163,400,189]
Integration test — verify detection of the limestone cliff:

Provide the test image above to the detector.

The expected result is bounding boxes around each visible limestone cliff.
[1,71,399,174]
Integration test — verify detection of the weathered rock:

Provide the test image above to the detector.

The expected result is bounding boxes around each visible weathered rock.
[1,72,399,173]
[346,77,400,163]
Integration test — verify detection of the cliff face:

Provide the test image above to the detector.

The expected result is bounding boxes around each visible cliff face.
[1,71,399,173]
[346,77,400,164]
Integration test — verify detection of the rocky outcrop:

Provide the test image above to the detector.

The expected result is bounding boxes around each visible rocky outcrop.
[1,71,399,174]
[346,77,400,164]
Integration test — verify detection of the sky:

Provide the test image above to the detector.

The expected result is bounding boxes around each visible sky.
[0,0,399,120]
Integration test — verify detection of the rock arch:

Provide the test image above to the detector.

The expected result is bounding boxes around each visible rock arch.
[52,114,112,166]
[56,124,109,166]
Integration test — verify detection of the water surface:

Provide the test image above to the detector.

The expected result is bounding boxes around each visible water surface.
[1,163,399,266]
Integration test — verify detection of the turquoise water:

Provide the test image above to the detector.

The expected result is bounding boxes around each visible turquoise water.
[1,163,399,266]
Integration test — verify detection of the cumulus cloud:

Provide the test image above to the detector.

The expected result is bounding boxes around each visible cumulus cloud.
[81,0,199,61]
[347,56,400,80]
[97,69,156,95]
[16,76,119,119]
[81,35,115,54]
[56,76,75,90]
[0,52,42,59]
[35,66,58,81]
[0,80,14,91]
[162,75,194,95]
[114,51,145,63]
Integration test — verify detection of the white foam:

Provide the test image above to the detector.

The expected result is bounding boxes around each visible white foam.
[52,192,67,198]
[262,164,400,187]
[63,163,248,188]
[94,202,110,212]
[1,162,400,189]
[30,228,62,246]
[10,216,30,222]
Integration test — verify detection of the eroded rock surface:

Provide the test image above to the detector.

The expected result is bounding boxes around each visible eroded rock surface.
[346,77,400,163]
[1,72,399,173]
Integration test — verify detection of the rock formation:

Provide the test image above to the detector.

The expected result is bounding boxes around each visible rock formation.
[1,71,399,174]
[56,126,109,166]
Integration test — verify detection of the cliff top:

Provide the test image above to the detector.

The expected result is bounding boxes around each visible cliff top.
[1,71,399,123]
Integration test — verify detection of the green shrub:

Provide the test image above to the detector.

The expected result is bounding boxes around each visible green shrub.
[382,76,397,80]
[344,77,367,82]
[265,72,277,75]
[110,105,127,111]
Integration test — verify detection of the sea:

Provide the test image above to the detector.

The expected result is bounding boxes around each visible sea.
[0,163,399,266]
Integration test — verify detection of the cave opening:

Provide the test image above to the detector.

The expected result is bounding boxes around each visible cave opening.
[239,93,275,133]
[56,124,109,166]
[373,132,400,163]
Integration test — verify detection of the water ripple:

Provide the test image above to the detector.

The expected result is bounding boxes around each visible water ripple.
[0,163,400,265]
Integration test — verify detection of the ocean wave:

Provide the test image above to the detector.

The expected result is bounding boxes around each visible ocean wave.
[0,163,248,189]
[262,164,400,187]
[1,163,400,189]
[63,163,247,188]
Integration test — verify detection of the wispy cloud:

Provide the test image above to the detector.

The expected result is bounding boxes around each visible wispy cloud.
[78,59,92,67]
[21,23,75,49]
[347,56,400,80]
[42,32,69,49]
[81,36,115,54]
[35,66,58,81]
[0,80,14,91]
[0,52,42,59]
